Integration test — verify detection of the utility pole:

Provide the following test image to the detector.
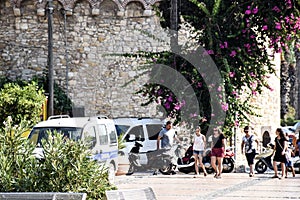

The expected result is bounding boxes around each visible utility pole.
[170,0,178,50]
[47,0,54,117]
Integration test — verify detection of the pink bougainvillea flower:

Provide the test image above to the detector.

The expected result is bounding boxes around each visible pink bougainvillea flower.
[197,82,202,88]
[230,50,237,57]
[174,103,181,110]
[250,72,255,77]
[189,113,197,118]
[203,50,214,55]
[250,81,257,88]
[164,102,170,109]
[275,22,281,30]
[245,9,251,15]
[207,50,214,54]
[262,25,268,30]
[220,41,228,49]
[229,72,235,78]
[217,86,222,92]
[221,102,229,111]
[252,90,257,96]
[244,43,251,49]
[234,120,239,127]
[268,86,274,92]
[272,6,281,13]
[252,7,258,14]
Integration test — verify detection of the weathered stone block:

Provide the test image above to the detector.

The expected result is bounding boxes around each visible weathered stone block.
[37,9,45,16]
[13,8,21,17]
[92,8,100,16]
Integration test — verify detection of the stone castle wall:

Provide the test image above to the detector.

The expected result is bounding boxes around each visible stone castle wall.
[0,0,169,118]
[0,0,281,144]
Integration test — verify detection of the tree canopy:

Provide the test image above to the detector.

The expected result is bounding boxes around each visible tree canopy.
[136,0,299,136]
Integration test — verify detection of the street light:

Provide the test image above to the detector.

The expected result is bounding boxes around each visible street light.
[47,0,54,117]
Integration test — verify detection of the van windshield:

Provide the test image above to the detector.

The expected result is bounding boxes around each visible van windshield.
[115,125,130,136]
[29,127,82,145]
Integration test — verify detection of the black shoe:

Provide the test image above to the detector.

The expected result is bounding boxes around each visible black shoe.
[271,175,280,179]
[170,171,176,175]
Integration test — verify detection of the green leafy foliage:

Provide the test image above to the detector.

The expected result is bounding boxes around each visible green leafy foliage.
[0,81,45,128]
[132,0,299,136]
[0,117,38,191]
[0,118,116,199]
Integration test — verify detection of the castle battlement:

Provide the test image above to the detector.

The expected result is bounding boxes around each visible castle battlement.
[9,0,159,17]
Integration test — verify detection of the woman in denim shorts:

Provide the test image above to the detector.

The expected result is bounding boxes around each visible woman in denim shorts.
[193,126,207,177]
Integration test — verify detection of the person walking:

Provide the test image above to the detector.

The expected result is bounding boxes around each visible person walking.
[156,120,180,175]
[241,126,259,177]
[285,144,296,178]
[211,127,226,179]
[157,121,179,150]
[272,128,288,179]
[192,126,207,177]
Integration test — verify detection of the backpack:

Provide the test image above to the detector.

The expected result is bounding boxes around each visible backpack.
[246,135,254,153]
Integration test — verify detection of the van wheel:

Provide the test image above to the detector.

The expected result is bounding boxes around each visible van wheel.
[108,163,115,184]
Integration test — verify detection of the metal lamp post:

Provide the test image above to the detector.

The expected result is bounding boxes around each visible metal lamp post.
[47,0,54,117]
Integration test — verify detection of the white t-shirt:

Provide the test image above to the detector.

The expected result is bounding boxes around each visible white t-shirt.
[242,135,256,153]
[159,128,176,149]
[193,134,205,151]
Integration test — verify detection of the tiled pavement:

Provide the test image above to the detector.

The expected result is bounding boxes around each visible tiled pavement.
[114,172,300,200]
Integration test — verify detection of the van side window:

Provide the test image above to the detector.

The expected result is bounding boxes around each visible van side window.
[109,130,117,144]
[127,125,144,142]
[98,124,108,145]
[147,124,163,140]
[83,126,97,149]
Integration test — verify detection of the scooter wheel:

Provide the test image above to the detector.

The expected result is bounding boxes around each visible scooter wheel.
[255,160,267,173]
[126,165,135,175]
[178,166,195,174]
[222,158,234,173]
[159,165,173,175]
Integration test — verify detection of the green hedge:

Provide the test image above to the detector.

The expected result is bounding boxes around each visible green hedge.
[0,117,116,199]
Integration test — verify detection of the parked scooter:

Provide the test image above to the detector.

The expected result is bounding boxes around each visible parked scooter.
[255,143,299,174]
[127,141,143,175]
[203,147,235,173]
[127,141,176,175]
[254,143,275,173]
[176,144,235,174]
[176,144,196,174]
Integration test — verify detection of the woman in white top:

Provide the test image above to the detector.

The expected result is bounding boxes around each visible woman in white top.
[193,126,207,177]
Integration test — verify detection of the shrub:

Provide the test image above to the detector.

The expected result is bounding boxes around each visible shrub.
[0,81,45,128]
[0,117,116,199]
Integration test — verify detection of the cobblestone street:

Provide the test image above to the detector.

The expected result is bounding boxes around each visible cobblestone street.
[114,172,300,200]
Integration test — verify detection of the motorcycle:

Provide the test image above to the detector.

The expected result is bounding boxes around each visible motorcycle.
[127,141,176,175]
[176,144,235,174]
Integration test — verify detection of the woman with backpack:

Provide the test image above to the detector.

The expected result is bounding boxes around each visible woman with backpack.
[241,126,259,177]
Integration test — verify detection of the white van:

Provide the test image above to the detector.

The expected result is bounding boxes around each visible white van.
[28,115,118,182]
[114,117,164,165]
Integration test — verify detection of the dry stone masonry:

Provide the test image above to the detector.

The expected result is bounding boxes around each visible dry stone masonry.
[0,0,281,150]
